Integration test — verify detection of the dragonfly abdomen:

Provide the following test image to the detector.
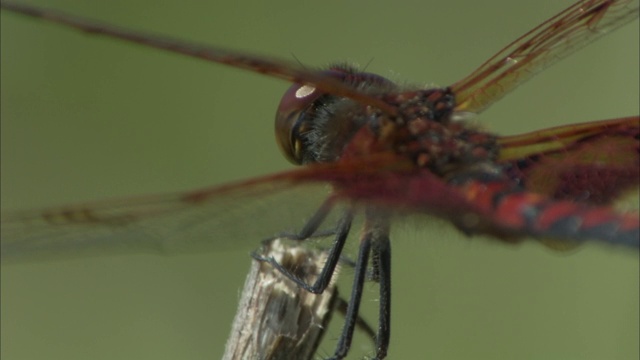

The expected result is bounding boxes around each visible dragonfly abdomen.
[461,180,639,248]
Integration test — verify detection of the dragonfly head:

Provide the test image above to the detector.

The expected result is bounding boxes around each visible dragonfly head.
[275,66,394,165]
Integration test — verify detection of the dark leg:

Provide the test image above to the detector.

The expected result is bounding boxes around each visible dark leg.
[253,196,354,295]
[276,196,337,241]
[263,209,353,294]
[361,213,392,359]
[374,233,391,359]
[256,199,392,359]
[329,229,373,360]
[333,296,376,346]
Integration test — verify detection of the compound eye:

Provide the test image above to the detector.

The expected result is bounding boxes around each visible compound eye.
[274,82,323,164]
[274,67,394,164]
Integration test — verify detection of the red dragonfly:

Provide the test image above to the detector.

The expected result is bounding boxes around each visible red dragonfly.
[1,1,638,359]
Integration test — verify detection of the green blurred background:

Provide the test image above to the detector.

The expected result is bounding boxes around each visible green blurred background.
[1,1,638,359]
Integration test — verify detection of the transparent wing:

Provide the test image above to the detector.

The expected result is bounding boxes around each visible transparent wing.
[451,0,639,114]
[0,2,396,115]
[0,157,407,263]
[0,170,342,263]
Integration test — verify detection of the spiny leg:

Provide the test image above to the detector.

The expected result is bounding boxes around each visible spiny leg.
[254,195,355,294]
[329,210,392,359]
[275,195,338,241]
[333,296,376,346]
[373,228,391,359]
[329,226,373,360]
[360,212,391,359]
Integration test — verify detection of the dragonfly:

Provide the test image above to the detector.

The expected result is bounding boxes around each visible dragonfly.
[1,1,639,359]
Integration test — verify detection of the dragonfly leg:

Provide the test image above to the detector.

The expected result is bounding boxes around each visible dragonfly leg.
[253,207,354,294]
[329,224,373,359]
[373,231,392,359]
[275,195,337,241]
[259,195,337,246]
[333,296,377,346]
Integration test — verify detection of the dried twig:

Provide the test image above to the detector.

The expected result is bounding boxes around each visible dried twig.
[223,239,338,360]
